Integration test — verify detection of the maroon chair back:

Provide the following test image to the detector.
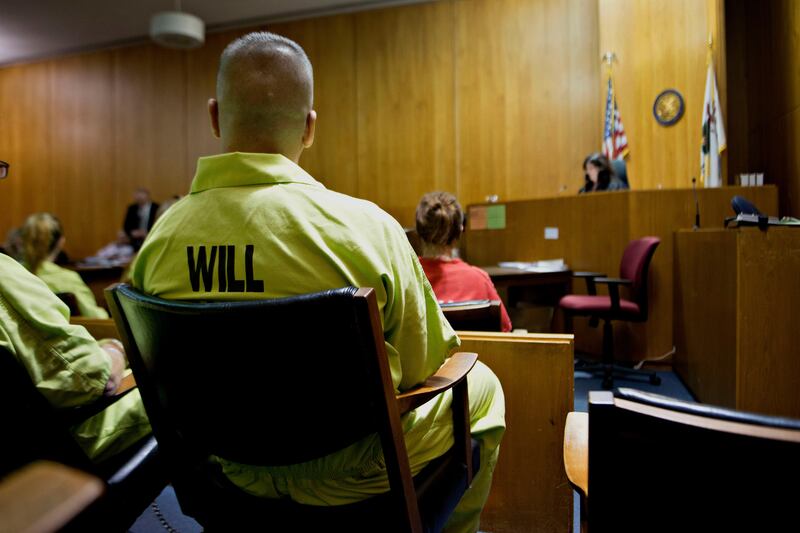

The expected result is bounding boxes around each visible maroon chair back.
[618,237,660,318]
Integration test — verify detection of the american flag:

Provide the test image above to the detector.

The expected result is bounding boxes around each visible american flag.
[603,76,629,160]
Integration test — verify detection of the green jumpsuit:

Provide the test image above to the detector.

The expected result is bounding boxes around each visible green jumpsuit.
[131,152,505,532]
[34,260,109,319]
[0,254,150,462]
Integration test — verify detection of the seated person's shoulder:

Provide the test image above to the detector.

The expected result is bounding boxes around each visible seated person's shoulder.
[316,188,404,232]
[465,261,493,281]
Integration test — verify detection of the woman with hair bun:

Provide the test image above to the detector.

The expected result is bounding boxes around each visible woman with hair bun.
[416,191,512,332]
[21,213,108,318]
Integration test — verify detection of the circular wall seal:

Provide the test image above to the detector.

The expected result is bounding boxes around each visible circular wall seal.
[653,89,685,126]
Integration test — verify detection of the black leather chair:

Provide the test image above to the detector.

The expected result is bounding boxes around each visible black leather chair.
[0,345,166,531]
[441,300,502,332]
[610,159,629,187]
[106,284,480,533]
[565,388,800,532]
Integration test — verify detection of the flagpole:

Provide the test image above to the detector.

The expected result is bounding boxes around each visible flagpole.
[602,52,628,161]
[703,35,713,186]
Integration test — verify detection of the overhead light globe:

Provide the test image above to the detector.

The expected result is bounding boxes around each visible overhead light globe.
[150,11,205,49]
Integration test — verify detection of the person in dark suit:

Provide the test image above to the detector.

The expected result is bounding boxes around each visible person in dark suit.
[123,188,158,250]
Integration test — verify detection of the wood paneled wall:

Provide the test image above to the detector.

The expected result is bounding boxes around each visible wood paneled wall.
[598,0,724,190]
[726,0,800,218]
[0,0,601,258]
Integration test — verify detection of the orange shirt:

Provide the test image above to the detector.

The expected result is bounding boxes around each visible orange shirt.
[419,257,512,332]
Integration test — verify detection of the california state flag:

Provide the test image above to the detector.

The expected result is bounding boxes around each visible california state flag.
[700,59,726,187]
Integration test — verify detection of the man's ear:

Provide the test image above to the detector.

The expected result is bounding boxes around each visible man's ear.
[302,110,317,148]
[208,98,221,139]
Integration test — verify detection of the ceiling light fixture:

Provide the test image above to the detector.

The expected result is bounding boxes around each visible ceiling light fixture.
[150,0,205,49]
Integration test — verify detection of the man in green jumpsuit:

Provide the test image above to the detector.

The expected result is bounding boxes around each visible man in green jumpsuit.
[0,254,150,462]
[131,32,505,532]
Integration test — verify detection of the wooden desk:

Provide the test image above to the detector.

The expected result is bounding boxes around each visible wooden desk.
[674,227,800,417]
[480,266,572,307]
[480,266,573,332]
[458,331,574,533]
[465,186,779,360]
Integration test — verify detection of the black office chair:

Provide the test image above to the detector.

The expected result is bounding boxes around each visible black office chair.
[106,284,480,533]
[565,388,800,531]
[610,159,629,187]
[0,345,166,531]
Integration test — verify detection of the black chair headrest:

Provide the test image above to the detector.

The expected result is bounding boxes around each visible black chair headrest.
[614,387,800,431]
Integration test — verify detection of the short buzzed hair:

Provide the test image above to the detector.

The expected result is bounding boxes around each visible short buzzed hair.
[217,32,313,101]
[216,32,314,151]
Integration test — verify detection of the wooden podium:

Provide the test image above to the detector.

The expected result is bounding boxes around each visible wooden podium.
[674,227,800,418]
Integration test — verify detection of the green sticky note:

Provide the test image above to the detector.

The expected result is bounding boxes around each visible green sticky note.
[487,205,506,230]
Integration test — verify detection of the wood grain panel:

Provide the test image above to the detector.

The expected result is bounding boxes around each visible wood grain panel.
[48,52,116,259]
[184,28,255,172]
[737,229,800,417]
[113,44,190,222]
[355,1,456,228]
[673,229,737,406]
[0,61,54,238]
[598,0,718,190]
[270,15,358,197]
[455,0,601,207]
[675,228,800,418]
[458,332,574,533]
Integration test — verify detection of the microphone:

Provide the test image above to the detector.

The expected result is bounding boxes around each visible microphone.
[692,177,700,230]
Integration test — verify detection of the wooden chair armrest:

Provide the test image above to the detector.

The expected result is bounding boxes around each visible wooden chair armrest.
[564,411,589,497]
[115,372,137,395]
[0,461,104,533]
[396,352,478,415]
[573,272,606,295]
[59,374,137,427]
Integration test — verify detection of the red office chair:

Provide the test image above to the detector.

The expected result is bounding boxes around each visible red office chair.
[559,237,660,389]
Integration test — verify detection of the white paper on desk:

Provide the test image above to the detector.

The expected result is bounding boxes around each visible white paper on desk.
[498,259,567,272]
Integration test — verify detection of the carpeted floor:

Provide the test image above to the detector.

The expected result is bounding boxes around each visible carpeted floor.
[574,365,695,413]
[129,486,200,533]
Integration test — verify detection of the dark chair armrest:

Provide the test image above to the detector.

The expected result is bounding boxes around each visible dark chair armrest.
[593,277,632,285]
[573,271,606,278]
[563,412,588,497]
[594,277,632,311]
[59,374,137,427]
[396,352,478,415]
[572,272,606,295]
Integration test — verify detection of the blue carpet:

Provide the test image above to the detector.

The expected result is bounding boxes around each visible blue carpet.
[129,485,201,533]
[574,368,695,413]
